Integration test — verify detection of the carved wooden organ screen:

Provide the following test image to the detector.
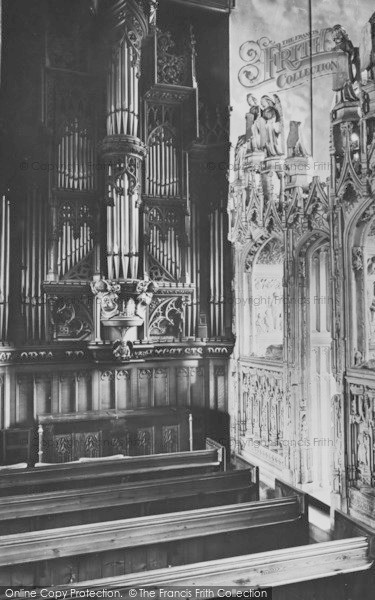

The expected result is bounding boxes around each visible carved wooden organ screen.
[0,0,233,352]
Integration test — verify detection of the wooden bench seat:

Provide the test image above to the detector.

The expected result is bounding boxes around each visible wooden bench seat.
[0,496,307,586]
[45,537,373,600]
[0,469,258,534]
[0,449,224,496]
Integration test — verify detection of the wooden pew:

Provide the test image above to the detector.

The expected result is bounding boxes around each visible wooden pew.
[45,537,373,600]
[275,478,308,520]
[0,496,308,586]
[274,477,308,537]
[0,469,259,534]
[0,448,224,496]
[334,508,375,559]
[36,407,193,463]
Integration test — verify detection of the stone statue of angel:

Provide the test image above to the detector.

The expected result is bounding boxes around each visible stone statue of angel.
[260,95,284,157]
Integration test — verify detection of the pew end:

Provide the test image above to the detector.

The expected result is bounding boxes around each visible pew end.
[275,477,309,522]
[205,437,226,471]
[231,454,260,499]
[334,508,375,560]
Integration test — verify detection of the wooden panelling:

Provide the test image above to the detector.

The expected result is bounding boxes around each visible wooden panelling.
[37,408,191,462]
[0,374,4,430]
[5,360,226,428]
[189,367,205,406]
[137,369,153,408]
[16,376,33,424]
[99,371,115,410]
[34,375,52,416]
[176,367,189,405]
[115,370,131,410]
[76,372,92,412]
[214,365,226,411]
[154,369,168,406]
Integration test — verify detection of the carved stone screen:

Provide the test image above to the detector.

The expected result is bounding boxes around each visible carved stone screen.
[251,239,283,358]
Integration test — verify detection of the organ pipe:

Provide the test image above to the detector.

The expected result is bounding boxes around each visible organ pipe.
[57,215,94,279]
[106,162,143,280]
[0,194,10,341]
[106,38,140,139]
[146,130,180,198]
[208,205,225,339]
[146,221,184,282]
[105,25,146,281]
[21,188,47,342]
[57,120,94,191]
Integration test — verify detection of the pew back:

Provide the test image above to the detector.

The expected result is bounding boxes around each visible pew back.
[0,469,258,534]
[0,497,307,586]
[0,449,222,496]
[37,407,192,463]
[25,537,372,599]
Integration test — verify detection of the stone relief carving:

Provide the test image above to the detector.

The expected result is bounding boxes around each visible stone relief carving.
[352,247,364,271]
[240,366,285,457]
[349,384,375,488]
[230,24,375,512]
[331,24,360,103]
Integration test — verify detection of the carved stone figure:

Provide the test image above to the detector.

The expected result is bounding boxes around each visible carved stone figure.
[331,24,359,102]
[287,121,308,158]
[135,281,158,319]
[246,94,266,153]
[359,16,375,80]
[357,431,370,469]
[354,349,364,366]
[352,247,364,271]
[113,339,133,362]
[91,279,121,319]
[368,139,375,193]
[260,95,284,157]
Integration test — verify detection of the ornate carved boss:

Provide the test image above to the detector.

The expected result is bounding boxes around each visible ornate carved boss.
[91,279,158,361]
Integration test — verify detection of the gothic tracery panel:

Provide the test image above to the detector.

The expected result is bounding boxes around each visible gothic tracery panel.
[249,238,284,358]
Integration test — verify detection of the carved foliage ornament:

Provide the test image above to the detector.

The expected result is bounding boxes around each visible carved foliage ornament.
[157,29,188,86]
[49,296,93,341]
[352,246,364,271]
